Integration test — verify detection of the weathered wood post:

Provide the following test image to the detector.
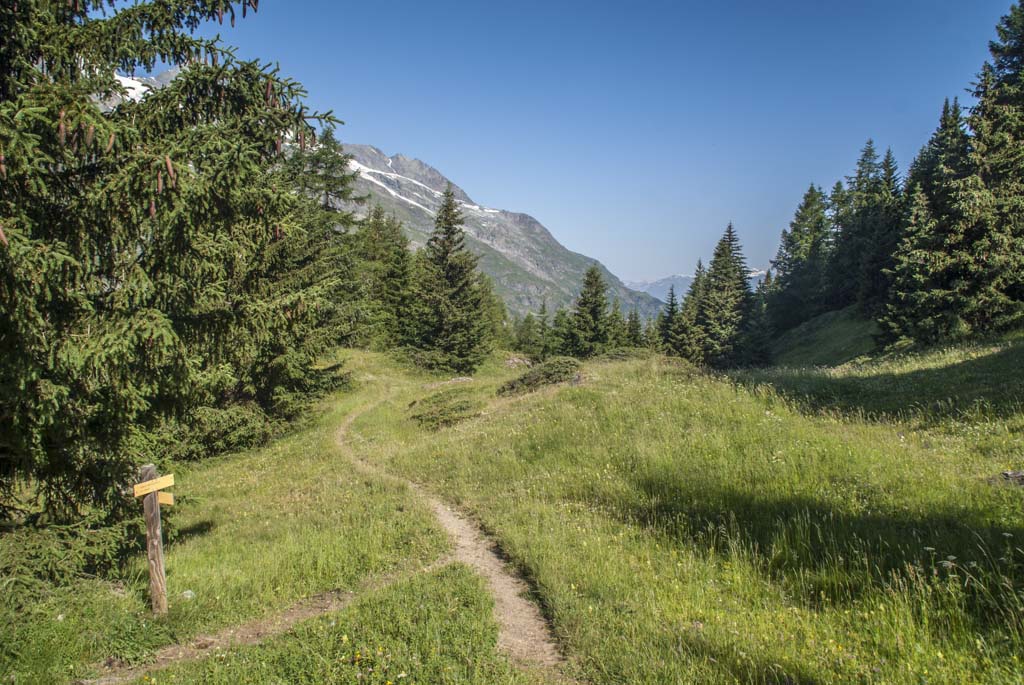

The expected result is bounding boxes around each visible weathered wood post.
[135,464,173,615]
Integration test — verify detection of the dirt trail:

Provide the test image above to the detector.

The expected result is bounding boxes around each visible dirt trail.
[338,392,571,675]
[83,388,572,684]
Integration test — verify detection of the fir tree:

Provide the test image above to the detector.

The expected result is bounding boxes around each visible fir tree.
[607,298,627,348]
[625,307,644,347]
[857,148,904,312]
[658,285,679,348]
[883,101,973,342]
[959,4,1024,332]
[536,301,553,360]
[403,188,493,372]
[677,260,709,363]
[828,140,885,309]
[568,265,609,358]
[768,184,831,331]
[513,313,544,360]
[700,224,753,368]
[0,1,329,520]
[354,206,411,348]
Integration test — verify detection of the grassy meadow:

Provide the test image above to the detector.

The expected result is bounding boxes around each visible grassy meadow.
[3,337,1024,683]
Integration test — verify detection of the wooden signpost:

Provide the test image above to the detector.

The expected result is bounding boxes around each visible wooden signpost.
[135,464,174,615]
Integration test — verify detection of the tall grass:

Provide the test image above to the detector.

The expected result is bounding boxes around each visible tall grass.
[355,352,1024,683]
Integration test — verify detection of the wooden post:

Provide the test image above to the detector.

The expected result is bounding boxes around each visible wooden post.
[139,464,168,615]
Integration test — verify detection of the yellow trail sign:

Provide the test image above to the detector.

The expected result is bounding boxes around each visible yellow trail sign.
[157,492,174,506]
[134,474,174,498]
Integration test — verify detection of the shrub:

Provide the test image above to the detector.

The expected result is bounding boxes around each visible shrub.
[497,357,581,397]
[408,388,484,431]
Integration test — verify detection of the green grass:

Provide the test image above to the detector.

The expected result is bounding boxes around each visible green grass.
[0,353,457,684]
[771,306,881,367]
[350,352,1024,683]
[148,565,534,685]
[5,341,1024,683]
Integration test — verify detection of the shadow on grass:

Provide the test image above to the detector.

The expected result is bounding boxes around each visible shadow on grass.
[169,519,215,545]
[734,340,1024,424]
[597,473,1024,630]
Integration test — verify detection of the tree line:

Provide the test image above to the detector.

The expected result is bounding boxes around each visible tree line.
[511,222,769,369]
[764,4,1024,346]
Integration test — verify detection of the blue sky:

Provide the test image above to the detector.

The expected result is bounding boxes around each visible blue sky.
[208,0,1012,281]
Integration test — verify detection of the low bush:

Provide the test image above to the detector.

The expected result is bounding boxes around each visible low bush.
[409,388,484,431]
[497,356,581,397]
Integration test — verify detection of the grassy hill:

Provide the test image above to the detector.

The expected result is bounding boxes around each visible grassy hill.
[4,342,1024,683]
[770,306,880,367]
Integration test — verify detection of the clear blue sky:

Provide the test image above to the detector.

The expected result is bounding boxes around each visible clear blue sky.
[206,0,1013,281]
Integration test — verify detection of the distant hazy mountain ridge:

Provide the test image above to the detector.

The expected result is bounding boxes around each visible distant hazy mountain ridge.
[628,271,766,302]
[343,144,663,318]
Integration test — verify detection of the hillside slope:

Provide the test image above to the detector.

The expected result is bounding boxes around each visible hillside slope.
[769,306,881,367]
[343,144,663,318]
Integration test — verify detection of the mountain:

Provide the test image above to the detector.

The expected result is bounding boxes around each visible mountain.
[627,270,767,302]
[343,144,663,319]
[103,70,661,319]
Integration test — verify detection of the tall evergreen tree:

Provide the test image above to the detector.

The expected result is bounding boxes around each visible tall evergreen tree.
[958,4,1024,332]
[354,206,411,348]
[857,148,904,312]
[768,184,832,331]
[677,260,709,363]
[568,265,609,358]
[402,188,493,372]
[828,140,885,309]
[700,224,753,368]
[883,100,973,342]
[658,285,679,349]
[607,298,627,348]
[625,307,644,347]
[536,301,553,360]
[0,1,329,520]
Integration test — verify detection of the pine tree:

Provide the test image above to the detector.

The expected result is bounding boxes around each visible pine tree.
[768,184,831,331]
[828,140,885,309]
[658,285,679,349]
[354,206,411,348]
[625,307,644,347]
[568,265,609,358]
[536,301,553,360]
[0,1,328,521]
[403,188,493,372]
[606,298,627,348]
[677,260,709,363]
[857,148,904,312]
[700,224,753,368]
[959,5,1024,332]
[513,313,543,360]
[883,100,973,342]
[550,307,574,356]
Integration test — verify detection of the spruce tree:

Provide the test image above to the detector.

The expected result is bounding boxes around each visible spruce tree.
[828,140,884,309]
[678,260,709,364]
[536,301,553,360]
[959,4,1024,332]
[883,100,973,342]
[857,148,903,312]
[625,307,644,347]
[768,184,831,331]
[513,313,543,360]
[403,188,493,372]
[568,265,609,358]
[354,206,411,348]
[0,1,328,520]
[607,298,627,348]
[700,224,753,368]
[658,285,679,348]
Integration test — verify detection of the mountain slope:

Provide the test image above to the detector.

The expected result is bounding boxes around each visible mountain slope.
[343,144,662,318]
